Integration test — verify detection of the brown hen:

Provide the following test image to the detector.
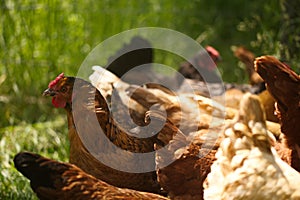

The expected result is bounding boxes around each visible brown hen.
[43,73,181,194]
[233,46,264,85]
[255,55,300,171]
[156,127,221,200]
[14,152,168,200]
[232,46,277,122]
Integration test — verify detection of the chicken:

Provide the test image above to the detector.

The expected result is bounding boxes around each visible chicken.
[233,46,264,86]
[14,152,169,200]
[255,55,300,171]
[204,93,300,200]
[178,46,222,84]
[176,48,259,99]
[43,73,182,194]
[155,125,221,200]
[105,36,154,85]
[232,46,277,122]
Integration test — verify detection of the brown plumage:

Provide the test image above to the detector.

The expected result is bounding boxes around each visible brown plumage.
[43,73,181,194]
[14,152,169,200]
[233,46,264,85]
[255,55,300,171]
[156,127,221,200]
[90,66,222,199]
[232,46,277,122]
[88,66,283,199]
[204,93,300,199]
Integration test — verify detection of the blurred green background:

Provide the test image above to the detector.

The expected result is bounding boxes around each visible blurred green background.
[0,0,299,198]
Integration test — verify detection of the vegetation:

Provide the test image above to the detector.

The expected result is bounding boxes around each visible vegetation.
[0,116,68,199]
[0,0,298,198]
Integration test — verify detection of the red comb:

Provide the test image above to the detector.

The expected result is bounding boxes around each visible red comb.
[48,73,65,88]
[205,46,220,57]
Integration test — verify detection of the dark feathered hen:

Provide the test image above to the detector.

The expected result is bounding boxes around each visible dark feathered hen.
[106,36,153,77]
[255,55,300,171]
[43,73,181,194]
[14,152,169,200]
[178,46,222,84]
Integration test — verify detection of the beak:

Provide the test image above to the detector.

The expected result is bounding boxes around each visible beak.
[43,88,56,96]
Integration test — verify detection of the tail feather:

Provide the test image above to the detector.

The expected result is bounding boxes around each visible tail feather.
[14,152,169,200]
[14,152,63,190]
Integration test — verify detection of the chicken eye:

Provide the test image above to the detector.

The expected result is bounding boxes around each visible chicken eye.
[61,87,67,93]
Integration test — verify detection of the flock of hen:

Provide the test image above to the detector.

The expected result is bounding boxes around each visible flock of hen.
[14,37,300,200]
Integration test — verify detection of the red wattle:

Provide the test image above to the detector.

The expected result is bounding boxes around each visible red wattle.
[52,97,66,108]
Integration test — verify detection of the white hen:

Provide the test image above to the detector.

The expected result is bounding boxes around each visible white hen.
[204,93,300,200]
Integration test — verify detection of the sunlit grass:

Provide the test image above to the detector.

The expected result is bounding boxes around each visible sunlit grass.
[0,115,68,199]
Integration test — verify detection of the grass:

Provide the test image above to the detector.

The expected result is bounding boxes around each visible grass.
[0,0,298,198]
[0,115,68,199]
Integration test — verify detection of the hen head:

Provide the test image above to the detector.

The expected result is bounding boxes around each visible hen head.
[205,46,221,64]
[43,73,75,108]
